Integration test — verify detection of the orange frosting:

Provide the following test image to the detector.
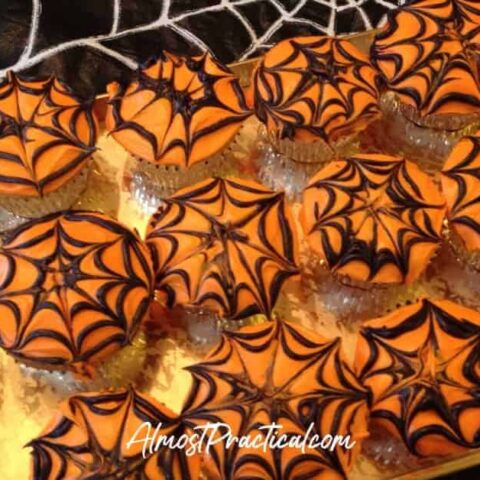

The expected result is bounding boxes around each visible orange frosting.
[29,387,200,479]
[301,154,446,284]
[441,130,480,251]
[355,298,480,456]
[0,72,98,197]
[0,211,153,373]
[249,35,380,143]
[373,0,480,117]
[146,177,299,320]
[106,52,250,167]
[182,319,369,479]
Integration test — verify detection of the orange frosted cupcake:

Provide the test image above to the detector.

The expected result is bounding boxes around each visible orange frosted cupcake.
[106,52,251,204]
[29,387,200,479]
[146,177,299,338]
[371,0,480,171]
[300,153,446,318]
[249,35,380,196]
[0,72,98,218]
[355,298,480,456]
[0,211,154,379]
[441,130,480,269]
[182,319,369,479]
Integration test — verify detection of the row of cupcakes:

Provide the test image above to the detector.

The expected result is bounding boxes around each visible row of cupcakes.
[0,165,479,377]
[25,300,480,479]
[2,68,480,301]
[1,0,480,216]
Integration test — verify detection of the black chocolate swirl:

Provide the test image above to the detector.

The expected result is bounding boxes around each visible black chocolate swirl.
[372,0,480,117]
[146,177,299,320]
[301,154,446,284]
[356,298,480,456]
[106,51,250,167]
[441,131,480,250]
[181,319,369,479]
[0,210,153,371]
[0,72,97,196]
[29,387,200,479]
[250,35,380,143]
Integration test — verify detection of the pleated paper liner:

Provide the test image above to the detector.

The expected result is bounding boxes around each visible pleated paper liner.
[367,93,480,174]
[127,117,259,214]
[0,162,90,226]
[254,125,360,200]
[0,153,120,235]
[444,222,480,274]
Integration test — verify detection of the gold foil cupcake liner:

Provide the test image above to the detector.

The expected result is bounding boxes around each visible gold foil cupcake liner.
[0,161,91,219]
[128,130,247,212]
[162,303,269,347]
[16,331,148,396]
[293,252,441,324]
[256,125,360,198]
[131,152,231,206]
[0,156,120,235]
[372,93,480,172]
[443,222,480,272]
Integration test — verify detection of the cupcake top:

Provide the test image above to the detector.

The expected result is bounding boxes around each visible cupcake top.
[0,211,153,374]
[146,177,299,320]
[372,0,480,118]
[301,153,446,284]
[106,52,250,167]
[29,387,200,479]
[0,72,97,197]
[182,319,369,479]
[441,130,480,250]
[249,35,380,143]
[355,298,480,456]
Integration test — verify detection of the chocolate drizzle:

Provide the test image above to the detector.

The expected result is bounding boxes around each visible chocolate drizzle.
[146,177,299,320]
[441,131,480,249]
[250,35,380,143]
[181,319,369,479]
[372,0,480,117]
[0,211,153,370]
[0,72,97,197]
[301,154,446,284]
[29,387,200,479]
[106,52,250,167]
[356,298,480,456]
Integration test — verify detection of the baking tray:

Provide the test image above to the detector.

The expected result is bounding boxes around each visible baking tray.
[1,31,479,480]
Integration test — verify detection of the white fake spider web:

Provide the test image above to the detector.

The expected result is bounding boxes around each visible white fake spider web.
[0,0,404,77]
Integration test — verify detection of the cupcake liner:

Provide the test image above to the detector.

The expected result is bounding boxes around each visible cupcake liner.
[170,304,268,346]
[0,161,91,219]
[299,256,433,323]
[268,129,358,163]
[16,331,148,395]
[129,132,244,212]
[443,222,480,272]
[370,93,480,172]
[0,156,120,235]
[256,126,360,198]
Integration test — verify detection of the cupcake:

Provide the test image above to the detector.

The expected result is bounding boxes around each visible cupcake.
[355,298,480,456]
[182,319,369,479]
[370,0,480,171]
[0,210,154,379]
[29,387,200,479]
[0,72,98,218]
[146,177,299,338]
[249,35,380,197]
[300,153,446,319]
[441,130,480,269]
[106,51,251,206]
